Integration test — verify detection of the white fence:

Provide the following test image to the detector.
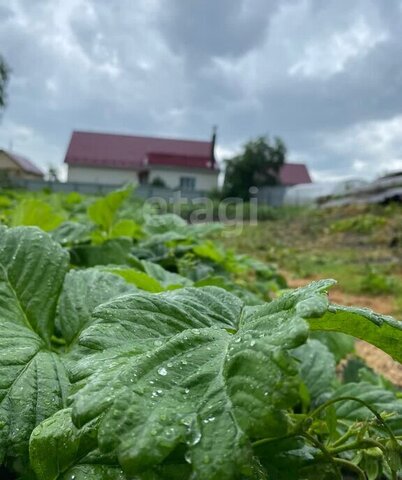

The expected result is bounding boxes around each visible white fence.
[1,176,211,200]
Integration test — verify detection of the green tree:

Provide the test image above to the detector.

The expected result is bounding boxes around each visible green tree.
[46,166,59,182]
[222,136,286,200]
[0,54,10,111]
[150,176,166,187]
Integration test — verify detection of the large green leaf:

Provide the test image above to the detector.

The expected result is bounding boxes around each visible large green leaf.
[0,228,70,462]
[76,287,244,353]
[48,284,331,479]
[0,227,138,467]
[0,226,69,341]
[0,320,69,462]
[309,304,402,363]
[56,268,136,346]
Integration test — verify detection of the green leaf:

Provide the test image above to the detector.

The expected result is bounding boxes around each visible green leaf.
[359,451,381,480]
[309,331,355,363]
[192,241,226,264]
[141,260,192,288]
[109,219,143,239]
[88,185,133,231]
[255,437,320,480]
[30,409,127,480]
[105,267,164,293]
[56,268,137,346]
[242,279,335,327]
[325,405,338,442]
[0,226,69,341]
[0,227,71,463]
[186,222,224,238]
[70,238,133,267]
[0,320,69,462]
[331,382,402,435]
[0,227,139,466]
[293,339,336,402]
[52,221,93,245]
[143,214,187,235]
[78,287,244,353]
[60,286,313,479]
[10,199,65,231]
[309,303,402,363]
[58,465,127,480]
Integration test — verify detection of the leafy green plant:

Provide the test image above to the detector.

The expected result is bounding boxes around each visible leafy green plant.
[330,214,387,235]
[360,266,397,295]
[10,198,65,231]
[1,189,402,479]
[87,184,143,243]
[1,226,402,479]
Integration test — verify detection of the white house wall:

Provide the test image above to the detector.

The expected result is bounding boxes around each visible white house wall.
[67,166,139,185]
[148,167,218,191]
[67,165,219,191]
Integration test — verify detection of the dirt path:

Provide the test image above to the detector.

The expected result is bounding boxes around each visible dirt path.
[285,273,402,387]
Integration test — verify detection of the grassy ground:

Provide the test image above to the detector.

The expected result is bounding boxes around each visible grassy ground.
[224,203,402,317]
[223,203,402,385]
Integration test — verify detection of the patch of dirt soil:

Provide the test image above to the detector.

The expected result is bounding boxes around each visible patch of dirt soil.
[328,290,396,316]
[285,273,402,387]
[355,341,402,387]
[286,274,396,315]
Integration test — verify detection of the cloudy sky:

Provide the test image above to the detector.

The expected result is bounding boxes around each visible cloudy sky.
[1,0,402,181]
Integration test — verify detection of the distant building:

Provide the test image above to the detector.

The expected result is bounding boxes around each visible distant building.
[257,163,312,206]
[278,163,312,186]
[0,149,43,180]
[64,130,219,191]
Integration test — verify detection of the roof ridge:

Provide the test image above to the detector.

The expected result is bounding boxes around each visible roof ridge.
[72,130,211,145]
[0,149,43,176]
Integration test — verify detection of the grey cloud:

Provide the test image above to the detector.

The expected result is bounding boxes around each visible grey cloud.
[158,0,280,61]
[0,4,14,20]
[1,0,402,179]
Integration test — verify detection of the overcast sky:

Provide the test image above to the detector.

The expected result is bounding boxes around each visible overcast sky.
[1,0,402,181]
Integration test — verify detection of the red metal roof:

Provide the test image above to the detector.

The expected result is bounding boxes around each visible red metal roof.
[146,152,216,170]
[1,149,43,176]
[279,163,311,186]
[65,131,214,171]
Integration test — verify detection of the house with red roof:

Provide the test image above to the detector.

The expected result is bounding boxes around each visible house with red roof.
[0,149,44,180]
[64,130,311,193]
[64,130,219,191]
[279,163,311,186]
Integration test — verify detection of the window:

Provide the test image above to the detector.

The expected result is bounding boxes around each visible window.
[180,176,196,191]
